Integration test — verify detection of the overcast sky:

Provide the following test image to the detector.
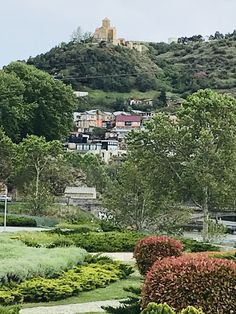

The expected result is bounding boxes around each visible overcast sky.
[1,0,235,68]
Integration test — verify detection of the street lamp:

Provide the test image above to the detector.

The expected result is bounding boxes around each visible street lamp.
[4,186,8,232]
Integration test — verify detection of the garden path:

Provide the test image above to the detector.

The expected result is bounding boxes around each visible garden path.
[99,252,134,262]
[20,299,124,314]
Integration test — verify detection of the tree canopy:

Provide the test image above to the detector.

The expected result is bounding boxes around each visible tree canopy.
[0,62,77,142]
[125,89,236,239]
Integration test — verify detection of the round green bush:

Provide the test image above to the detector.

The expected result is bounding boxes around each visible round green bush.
[141,256,236,313]
[141,302,175,314]
[180,306,205,314]
[134,236,184,275]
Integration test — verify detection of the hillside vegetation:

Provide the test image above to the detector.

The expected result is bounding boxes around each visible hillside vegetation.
[27,33,236,99]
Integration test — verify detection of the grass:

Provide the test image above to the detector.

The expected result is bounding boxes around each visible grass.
[22,269,142,308]
[0,235,87,284]
[89,89,158,101]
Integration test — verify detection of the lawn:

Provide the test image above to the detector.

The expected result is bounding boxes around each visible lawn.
[88,89,158,102]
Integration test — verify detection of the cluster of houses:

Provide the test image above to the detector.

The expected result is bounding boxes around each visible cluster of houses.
[66,103,155,163]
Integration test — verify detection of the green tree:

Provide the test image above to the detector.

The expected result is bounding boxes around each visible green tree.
[2,62,77,142]
[153,90,167,108]
[103,160,155,230]
[15,135,67,214]
[0,71,35,142]
[71,26,93,43]
[128,89,236,241]
[0,129,15,184]
[66,152,109,194]
[178,89,236,241]
[103,160,189,232]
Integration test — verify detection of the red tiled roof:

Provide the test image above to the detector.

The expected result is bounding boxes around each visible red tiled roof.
[116,115,141,122]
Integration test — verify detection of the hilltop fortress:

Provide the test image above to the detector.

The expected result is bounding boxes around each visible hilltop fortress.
[93,17,146,52]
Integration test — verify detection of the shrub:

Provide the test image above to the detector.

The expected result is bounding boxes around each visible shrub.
[54,223,99,234]
[141,302,175,314]
[100,220,121,232]
[211,251,236,261]
[46,238,74,248]
[134,236,184,275]
[102,286,141,314]
[0,305,21,314]
[140,303,205,314]
[17,231,221,254]
[180,306,205,314]
[71,232,145,252]
[0,291,23,306]
[141,256,236,313]
[180,238,219,253]
[0,237,87,285]
[0,261,133,304]
[17,231,145,251]
[0,215,37,227]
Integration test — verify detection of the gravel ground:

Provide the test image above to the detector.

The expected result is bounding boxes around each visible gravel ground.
[20,300,124,314]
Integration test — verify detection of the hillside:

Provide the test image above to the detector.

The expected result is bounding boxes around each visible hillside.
[27,34,236,101]
[27,42,161,93]
[148,36,236,97]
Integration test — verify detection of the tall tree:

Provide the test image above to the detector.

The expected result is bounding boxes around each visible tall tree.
[178,89,236,241]
[66,152,109,194]
[0,129,15,184]
[0,71,35,142]
[127,89,236,241]
[15,135,70,214]
[1,62,77,142]
[103,159,189,232]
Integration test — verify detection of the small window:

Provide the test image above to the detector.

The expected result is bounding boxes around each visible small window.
[125,121,132,126]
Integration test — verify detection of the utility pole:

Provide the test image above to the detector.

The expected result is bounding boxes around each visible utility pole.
[4,186,7,232]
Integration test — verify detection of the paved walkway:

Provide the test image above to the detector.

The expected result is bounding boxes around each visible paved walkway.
[20,299,124,314]
[0,226,49,233]
[99,252,134,262]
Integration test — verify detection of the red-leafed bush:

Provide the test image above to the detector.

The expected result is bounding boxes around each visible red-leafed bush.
[134,236,183,275]
[141,256,236,313]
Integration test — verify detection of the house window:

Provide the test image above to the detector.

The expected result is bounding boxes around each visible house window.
[125,121,132,126]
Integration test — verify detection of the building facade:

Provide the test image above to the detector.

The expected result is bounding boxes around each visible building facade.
[94,17,118,45]
[74,110,114,133]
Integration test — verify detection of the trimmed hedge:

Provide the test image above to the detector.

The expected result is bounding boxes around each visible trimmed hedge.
[0,305,21,314]
[15,231,220,253]
[0,261,133,304]
[0,215,37,227]
[180,238,219,253]
[140,303,205,314]
[134,236,184,275]
[71,232,145,252]
[141,256,236,313]
[211,251,236,261]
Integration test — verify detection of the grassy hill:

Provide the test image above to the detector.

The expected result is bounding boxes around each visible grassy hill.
[27,34,236,107]
[27,42,161,93]
[148,37,236,97]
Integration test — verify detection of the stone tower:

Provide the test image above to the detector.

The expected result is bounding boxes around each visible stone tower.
[94,18,118,45]
[102,17,111,29]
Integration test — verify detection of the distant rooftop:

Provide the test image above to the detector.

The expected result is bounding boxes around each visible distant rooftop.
[116,115,141,122]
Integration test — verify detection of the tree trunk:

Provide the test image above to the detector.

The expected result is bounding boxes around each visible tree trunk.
[34,165,40,214]
[202,186,209,242]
